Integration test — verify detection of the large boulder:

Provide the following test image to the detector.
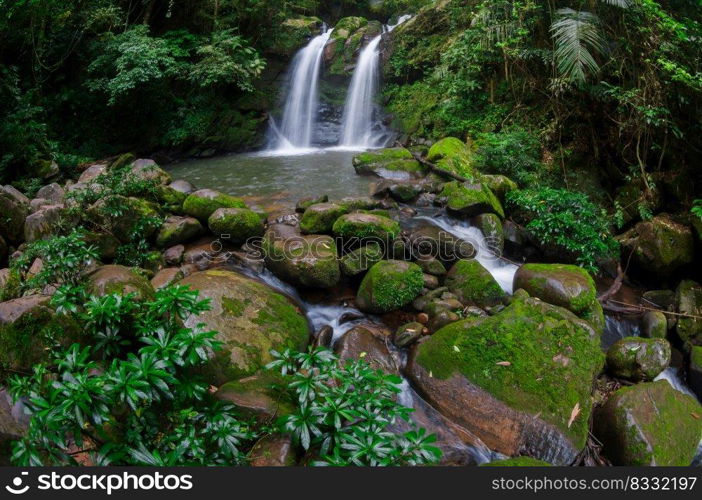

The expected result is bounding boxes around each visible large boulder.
[127,159,171,185]
[299,203,348,234]
[445,259,506,308]
[332,213,401,243]
[249,435,296,467]
[215,372,295,421]
[262,227,340,288]
[427,137,475,179]
[87,195,160,243]
[513,263,604,334]
[155,216,205,248]
[0,185,29,242]
[182,189,247,222]
[594,380,702,465]
[86,265,155,300]
[606,337,671,382]
[439,181,504,218]
[352,148,425,180]
[616,214,694,278]
[480,174,518,202]
[23,204,63,242]
[407,293,603,464]
[180,270,309,383]
[356,260,424,313]
[334,325,398,374]
[472,213,504,254]
[35,183,65,204]
[208,208,264,244]
[676,280,702,344]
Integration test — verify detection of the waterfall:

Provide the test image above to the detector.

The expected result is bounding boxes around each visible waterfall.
[339,15,412,149]
[269,28,332,151]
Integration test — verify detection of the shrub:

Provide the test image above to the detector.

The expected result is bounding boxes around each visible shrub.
[474,128,544,185]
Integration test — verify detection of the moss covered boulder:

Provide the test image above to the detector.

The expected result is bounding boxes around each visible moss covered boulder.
[594,380,702,466]
[180,270,310,383]
[356,260,424,313]
[333,213,401,243]
[445,259,506,308]
[268,16,323,57]
[208,207,265,244]
[606,337,671,382]
[215,372,295,422]
[439,181,504,218]
[472,213,504,254]
[481,457,552,467]
[262,227,340,288]
[183,189,247,222]
[337,196,383,211]
[427,137,475,179]
[676,280,702,344]
[86,265,155,300]
[88,195,160,243]
[155,215,205,248]
[481,174,518,202]
[128,159,171,185]
[339,242,384,276]
[352,148,425,180]
[641,310,668,339]
[513,263,604,334]
[616,214,694,277]
[299,203,348,234]
[407,293,603,464]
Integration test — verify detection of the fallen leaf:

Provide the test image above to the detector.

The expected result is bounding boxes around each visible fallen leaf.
[453,345,460,353]
[567,402,581,428]
[496,361,511,366]
[691,412,700,420]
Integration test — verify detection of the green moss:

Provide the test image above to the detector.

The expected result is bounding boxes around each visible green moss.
[299,203,348,234]
[252,293,310,350]
[356,260,424,313]
[208,207,264,244]
[691,346,702,370]
[445,259,506,307]
[440,181,504,218]
[340,242,384,276]
[415,295,604,448]
[481,457,552,466]
[183,190,247,221]
[332,213,401,241]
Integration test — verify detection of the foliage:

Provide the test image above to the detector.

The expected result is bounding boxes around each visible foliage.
[267,347,441,466]
[474,127,544,184]
[8,284,260,466]
[692,200,702,221]
[551,9,606,85]
[507,187,619,270]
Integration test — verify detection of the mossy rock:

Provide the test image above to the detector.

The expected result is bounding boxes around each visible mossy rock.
[155,216,205,248]
[340,242,384,276]
[109,153,136,170]
[180,270,310,383]
[216,372,295,422]
[337,196,383,211]
[411,294,603,458]
[0,186,30,243]
[183,189,247,222]
[472,213,504,254]
[156,184,187,212]
[641,310,668,339]
[127,159,172,185]
[296,195,329,213]
[299,203,348,234]
[356,260,424,313]
[439,181,504,218]
[445,259,506,308]
[481,457,552,467]
[481,174,518,202]
[331,16,368,40]
[268,16,323,57]
[332,213,401,243]
[606,337,671,382]
[87,195,160,244]
[352,148,425,180]
[690,346,702,400]
[208,207,265,244]
[427,137,475,179]
[86,265,155,300]
[676,280,702,344]
[594,380,702,466]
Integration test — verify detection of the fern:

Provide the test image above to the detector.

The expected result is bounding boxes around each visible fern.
[551,9,606,84]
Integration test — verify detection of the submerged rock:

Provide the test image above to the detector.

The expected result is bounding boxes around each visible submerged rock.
[356,260,424,314]
[594,380,702,466]
[182,189,247,222]
[606,337,671,381]
[407,294,603,464]
[180,270,309,383]
[445,259,506,308]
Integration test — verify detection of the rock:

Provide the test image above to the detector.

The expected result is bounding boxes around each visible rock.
[35,183,65,204]
[472,213,504,254]
[339,242,383,276]
[155,216,205,248]
[606,337,671,381]
[427,137,475,178]
[269,16,323,57]
[356,260,424,314]
[83,232,119,261]
[352,148,425,180]
[676,280,702,344]
[180,270,309,382]
[394,322,425,348]
[513,263,604,334]
[690,346,702,400]
[439,181,504,218]
[482,457,552,466]
[641,310,668,339]
[182,189,247,222]
[23,204,63,242]
[0,388,29,463]
[78,164,106,183]
[642,289,676,310]
[109,153,135,170]
[163,244,185,266]
[208,208,265,244]
[616,214,694,278]
[249,435,296,466]
[0,185,29,242]
[169,179,195,194]
[150,267,184,290]
[445,259,506,308]
[128,159,171,185]
[594,380,702,465]
[423,273,440,289]
[86,265,155,300]
[332,213,400,243]
[480,174,518,202]
[299,203,348,234]
[336,196,383,211]
[88,195,159,243]
[334,325,398,374]
[408,222,475,266]
[416,256,447,276]
[216,373,295,421]
[428,309,462,331]
[262,229,340,288]
[182,236,236,270]
[407,294,603,464]
[296,195,328,213]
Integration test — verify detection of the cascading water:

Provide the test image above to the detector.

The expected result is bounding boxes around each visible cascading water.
[339,15,412,148]
[269,28,332,151]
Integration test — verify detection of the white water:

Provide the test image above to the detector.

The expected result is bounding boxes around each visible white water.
[270,29,332,151]
[339,15,411,148]
[417,215,519,293]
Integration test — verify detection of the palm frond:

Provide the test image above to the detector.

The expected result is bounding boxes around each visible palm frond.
[599,0,631,8]
[550,9,606,84]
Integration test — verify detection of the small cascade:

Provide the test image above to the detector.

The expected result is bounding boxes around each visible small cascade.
[339,15,411,149]
[269,27,332,151]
